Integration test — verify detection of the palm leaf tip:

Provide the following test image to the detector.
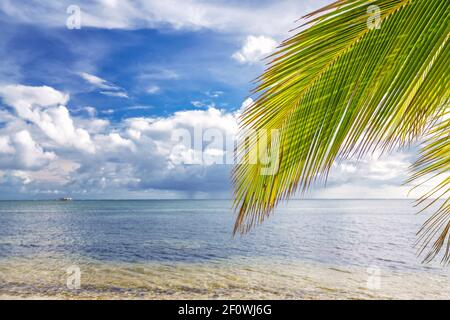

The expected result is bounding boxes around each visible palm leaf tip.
[233,0,450,263]
[410,114,450,264]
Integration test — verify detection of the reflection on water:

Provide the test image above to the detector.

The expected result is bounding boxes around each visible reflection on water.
[0,200,448,299]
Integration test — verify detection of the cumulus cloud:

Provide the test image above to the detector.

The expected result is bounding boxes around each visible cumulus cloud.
[238,97,254,113]
[0,83,237,198]
[0,84,95,153]
[11,130,56,169]
[0,83,428,200]
[0,85,69,116]
[232,35,278,64]
[0,136,14,154]
[0,130,55,170]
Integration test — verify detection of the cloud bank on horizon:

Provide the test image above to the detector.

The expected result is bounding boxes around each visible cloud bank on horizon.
[0,0,429,199]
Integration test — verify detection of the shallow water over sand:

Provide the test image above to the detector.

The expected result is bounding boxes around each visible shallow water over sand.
[0,200,448,299]
[1,255,448,299]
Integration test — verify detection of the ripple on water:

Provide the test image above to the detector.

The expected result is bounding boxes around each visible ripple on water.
[0,255,448,299]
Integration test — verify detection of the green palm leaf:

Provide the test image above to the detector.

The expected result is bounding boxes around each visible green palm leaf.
[233,0,450,263]
[409,111,449,264]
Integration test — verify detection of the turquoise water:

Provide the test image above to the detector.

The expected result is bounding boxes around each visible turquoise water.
[0,199,448,299]
[0,199,444,271]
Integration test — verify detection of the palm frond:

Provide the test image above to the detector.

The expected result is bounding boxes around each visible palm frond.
[233,0,450,262]
[408,112,450,264]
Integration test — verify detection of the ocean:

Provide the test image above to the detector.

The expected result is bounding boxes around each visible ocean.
[0,199,448,299]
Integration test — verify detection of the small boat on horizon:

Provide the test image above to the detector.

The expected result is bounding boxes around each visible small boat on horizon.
[59,197,73,201]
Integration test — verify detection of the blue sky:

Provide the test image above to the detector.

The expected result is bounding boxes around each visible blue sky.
[0,0,427,200]
[0,9,253,118]
[0,0,328,120]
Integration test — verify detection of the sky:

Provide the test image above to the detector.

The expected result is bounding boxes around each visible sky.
[0,0,429,200]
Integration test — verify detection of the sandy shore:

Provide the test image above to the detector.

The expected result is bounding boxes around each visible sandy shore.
[1,256,448,300]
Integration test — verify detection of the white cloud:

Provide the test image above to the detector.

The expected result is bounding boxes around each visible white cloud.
[0,83,433,200]
[190,100,216,109]
[0,0,330,37]
[0,83,237,197]
[232,35,278,64]
[146,85,160,95]
[12,130,56,169]
[125,105,153,111]
[79,72,128,98]
[0,85,69,118]
[83,106,97,117]
[101,109,115,115]
[99,91,129,99]
[0,84,95,153]
[38,106,95,152]
[138,67,180,81]
[238,97,254,113]
[79,72,118,90]
[0,136,14,154]
[205,91,224,98]
[191,101,204,108]
[94,132,136,153]
[11,171,32,185]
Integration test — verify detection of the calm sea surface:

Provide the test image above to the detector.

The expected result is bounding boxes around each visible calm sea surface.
[0,200,448,299]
